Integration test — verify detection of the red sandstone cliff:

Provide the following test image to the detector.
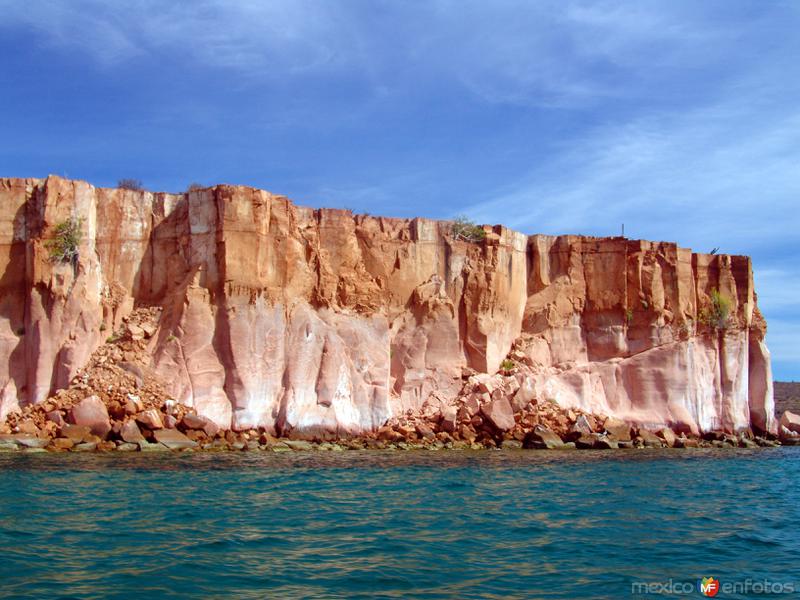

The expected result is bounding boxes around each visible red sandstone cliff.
[0,176,777,436]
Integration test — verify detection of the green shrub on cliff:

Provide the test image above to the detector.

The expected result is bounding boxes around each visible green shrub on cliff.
[700,288,732,330]
[118,178,143,191]
[46,217,83,265]
[451,215,486,242]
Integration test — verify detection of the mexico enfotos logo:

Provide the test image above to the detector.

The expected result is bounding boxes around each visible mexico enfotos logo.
[631,577,796,596]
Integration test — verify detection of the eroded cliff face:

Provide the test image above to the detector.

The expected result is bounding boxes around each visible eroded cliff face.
[0,176,777,436]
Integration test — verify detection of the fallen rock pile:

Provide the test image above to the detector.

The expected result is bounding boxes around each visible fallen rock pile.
[0,310,787,453]
[377,368,781,451]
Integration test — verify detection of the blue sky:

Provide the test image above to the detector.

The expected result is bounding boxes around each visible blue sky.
[1,0,798,379]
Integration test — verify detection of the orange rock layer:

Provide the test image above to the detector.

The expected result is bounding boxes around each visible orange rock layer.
[0,176,776,436]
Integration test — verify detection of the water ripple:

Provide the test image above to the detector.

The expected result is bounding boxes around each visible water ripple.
[0,448,798,599]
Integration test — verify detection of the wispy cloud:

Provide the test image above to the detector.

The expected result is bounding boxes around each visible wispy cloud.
[2,0,784,106]
[0,0,352,72]
[463,97,800,252]
[1,0,798,375]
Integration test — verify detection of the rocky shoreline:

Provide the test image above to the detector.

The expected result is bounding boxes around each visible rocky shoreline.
[1,308,797,454]
[0,385,792,455]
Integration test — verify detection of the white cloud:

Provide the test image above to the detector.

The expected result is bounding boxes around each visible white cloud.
[0,0,778,107]
[462,96,800,253]
[0,0,351,72]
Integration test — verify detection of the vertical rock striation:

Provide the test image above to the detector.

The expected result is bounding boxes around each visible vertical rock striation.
[0,176,777,436]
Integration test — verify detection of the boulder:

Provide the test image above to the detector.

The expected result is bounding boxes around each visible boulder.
[440,405,458,433]
[73,442,97,452]
[180,413,220,437]
[603,417,632,441]
[657,428,677,448]
[69,396,111,439]
[127,323,145,341]
[473,374,499,395]
[181,413,207,429]
[50,438,74,450]
[136,409,163,430]
[141,322,158,338]
[501,439,523,449]
[106,400,126,421]
[60,424,93,443]
[462,395,482,417]
[637,429,664,448]
[511,379,536,412]
[120,420,145,444]
[139,441,169,452]
[570,415,594,436]
[524,425,564,449]
[16,420,40,436]
[481,397,515,431]
[575,433,600,449]
[282,439,314,451]
[415,422,435,439]
[97,440,116,452]
[459,424,476,443]
[593,436,619,450]
[779,411,800,436]
[0,434,48,449]
[46,410,65,427]
[115,442,139,452]
[153,428,198,450]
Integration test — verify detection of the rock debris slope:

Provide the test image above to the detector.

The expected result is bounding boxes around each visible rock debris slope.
[0,176,776,437]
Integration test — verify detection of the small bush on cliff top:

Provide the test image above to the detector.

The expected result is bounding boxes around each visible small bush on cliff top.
[451,215,486,242]
[186,182,204,192]
[701,288,732,330]
[46,217,83,264]
[118,178,143,191]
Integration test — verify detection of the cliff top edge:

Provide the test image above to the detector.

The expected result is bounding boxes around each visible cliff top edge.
[0,175,748,262]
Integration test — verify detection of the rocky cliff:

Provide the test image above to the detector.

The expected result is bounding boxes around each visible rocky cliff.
[0,176,777,437]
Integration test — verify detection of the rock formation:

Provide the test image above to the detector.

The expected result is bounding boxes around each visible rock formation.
[0,176,778,439]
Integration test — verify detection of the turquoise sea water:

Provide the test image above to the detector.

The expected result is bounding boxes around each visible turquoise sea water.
[0,448,798,600]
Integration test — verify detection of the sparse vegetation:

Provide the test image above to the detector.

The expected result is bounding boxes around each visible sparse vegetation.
[118,178,143,191]
[500,359,515,372]
[450,215,486,243]
[106,333,121,344]
[45,217,83,264]
[99,323,107,332]
[167,334,178,343]
[625,308,634,325]
[186,182,204,192]
[700,288,732,331]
